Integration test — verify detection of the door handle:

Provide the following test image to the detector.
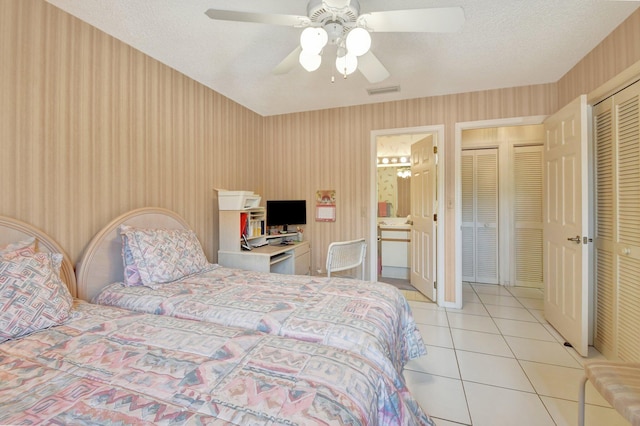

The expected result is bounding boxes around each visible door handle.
[567,235,581,244]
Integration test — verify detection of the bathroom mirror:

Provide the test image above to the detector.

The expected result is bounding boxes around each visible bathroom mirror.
[377,165,410,218]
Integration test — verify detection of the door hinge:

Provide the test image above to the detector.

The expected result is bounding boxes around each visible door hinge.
[433,213,437,222]
[434,281,437,289]
[583,236,593,244]
[433,146,438,154]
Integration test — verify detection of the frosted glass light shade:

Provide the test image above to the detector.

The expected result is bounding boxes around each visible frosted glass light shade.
[346,27,371,56]
[299,50,322,72]
[335,53,358,75]
[300,27,328,55]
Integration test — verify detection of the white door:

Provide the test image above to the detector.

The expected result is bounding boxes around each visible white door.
[543,94,590,357]
[410,135,436,301]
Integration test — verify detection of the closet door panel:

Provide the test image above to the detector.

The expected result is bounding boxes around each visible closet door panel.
[461,153,475,281]
[614,82,640,361]
[514,146,544,287]
[594,98,616,358]
[475,151,499,284]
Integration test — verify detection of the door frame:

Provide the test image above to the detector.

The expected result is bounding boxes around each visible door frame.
[369,125,445,305]
[454,116,546,306]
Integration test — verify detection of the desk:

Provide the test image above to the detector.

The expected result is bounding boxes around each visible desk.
[218,241,310,275]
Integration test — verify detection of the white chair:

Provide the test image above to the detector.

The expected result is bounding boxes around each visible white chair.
[578,360,640,426]
[326,238,367,279]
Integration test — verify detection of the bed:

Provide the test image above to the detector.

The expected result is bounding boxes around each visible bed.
[77,208,427,386]
[0,215,433,425]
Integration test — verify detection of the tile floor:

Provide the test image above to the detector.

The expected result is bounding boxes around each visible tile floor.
[403,282,629,426]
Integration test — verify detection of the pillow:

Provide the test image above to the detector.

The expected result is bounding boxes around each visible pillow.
[0,237,36,259]
[122,232,143,287]
[0,253,73,343]
[120,225,208,288]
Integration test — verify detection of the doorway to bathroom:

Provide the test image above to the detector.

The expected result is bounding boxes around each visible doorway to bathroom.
[370,125,445,304]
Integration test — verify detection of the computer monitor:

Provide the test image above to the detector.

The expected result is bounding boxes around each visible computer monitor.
[266,200,306,233]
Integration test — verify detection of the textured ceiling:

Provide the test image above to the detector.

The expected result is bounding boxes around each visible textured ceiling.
[46,0,639,116]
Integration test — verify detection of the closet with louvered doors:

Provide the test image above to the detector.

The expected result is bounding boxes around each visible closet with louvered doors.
[593,79,640,362]
[461,149,499,284]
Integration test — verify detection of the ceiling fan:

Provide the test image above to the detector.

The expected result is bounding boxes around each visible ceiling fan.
[205,0,464,83]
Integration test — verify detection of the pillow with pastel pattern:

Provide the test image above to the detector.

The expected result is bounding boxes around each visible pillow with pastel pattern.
[0,252,73,342]
[121,232,143,287]
[119,225,208,288]
[0,237,36,260]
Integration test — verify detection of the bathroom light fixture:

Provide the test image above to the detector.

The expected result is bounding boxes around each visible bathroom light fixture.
[377,156,411,167]
[397,168,411,179]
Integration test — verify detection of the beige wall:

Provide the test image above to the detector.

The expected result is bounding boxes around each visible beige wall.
[0,0,264,263]
[1,1,639,304]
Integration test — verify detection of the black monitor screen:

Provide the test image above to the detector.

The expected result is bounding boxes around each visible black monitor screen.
[266,200,306,231]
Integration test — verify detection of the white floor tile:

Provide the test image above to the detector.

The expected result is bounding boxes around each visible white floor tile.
[542,323,566,343]
[406,281,624,426]
[493,318,556,341]
[457,350,533,392]
[404,371,471,425]
[566,345,608,366]
[529,308,548,324]
[405,345,460,379]
[418,324,453,348]
[409,300,443,311]
[464,381,554,426]
[520,361,610,405]
[516,297,545,310]
[451,328,513,357]
[413,308,450,327]
[540,395,629,426]
[507,287,544,299]
[462,291,481,303]
[504,336,582,368]
[477,293,523,308]
[446,312,499,334]
[448,302,489,316]
[485,304,538,322]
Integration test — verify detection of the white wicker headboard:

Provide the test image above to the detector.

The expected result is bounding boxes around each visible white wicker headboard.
[75,207,191,302]
[0,216,77,297]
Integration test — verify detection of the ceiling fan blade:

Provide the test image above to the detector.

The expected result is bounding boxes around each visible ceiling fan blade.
[358,51,390,83]
[273,46,303,75]
[359,7,464,33]
[205,9,310,27]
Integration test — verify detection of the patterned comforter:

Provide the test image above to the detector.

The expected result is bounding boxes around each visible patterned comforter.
[93,267,427,384]
[0,301,433,425]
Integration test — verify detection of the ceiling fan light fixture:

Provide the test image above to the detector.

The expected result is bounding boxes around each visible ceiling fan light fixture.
[299,50,322,72]
[300,27,328,54]
[335,53,358,75]
[346,27,371,56]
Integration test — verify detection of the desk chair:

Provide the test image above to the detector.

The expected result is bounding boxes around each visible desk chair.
[326,238,367,279]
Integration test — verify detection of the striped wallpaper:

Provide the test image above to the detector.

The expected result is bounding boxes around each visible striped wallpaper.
[1,1,639,304]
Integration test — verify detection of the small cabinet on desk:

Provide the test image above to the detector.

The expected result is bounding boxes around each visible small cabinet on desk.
[218,241,310,275]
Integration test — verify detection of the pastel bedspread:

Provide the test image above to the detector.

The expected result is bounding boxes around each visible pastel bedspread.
[93,267,427,385]
[0,301,433,425]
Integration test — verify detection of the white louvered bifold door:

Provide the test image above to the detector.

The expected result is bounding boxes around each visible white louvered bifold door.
[461,153,475,281]
[594,80,640,362]
[461,149,499,284]
[513,146,544,288]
